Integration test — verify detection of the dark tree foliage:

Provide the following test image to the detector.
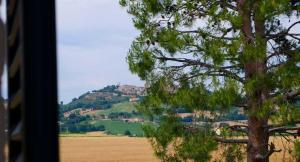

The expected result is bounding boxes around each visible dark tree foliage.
[294,140,300,161]
[120,0,300,161]
[60,124,105,133]
[108,112,132,119]
[124,130,132,136]
[60,95,129,113]
[60,100,113,112]
[101,85,118,92]
[60,114,105,133]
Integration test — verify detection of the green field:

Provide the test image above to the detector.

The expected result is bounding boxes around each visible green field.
[91,120,144,136]
[96,102,138,115]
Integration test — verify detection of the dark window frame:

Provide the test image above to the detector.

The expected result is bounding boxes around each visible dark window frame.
[6,0,59,161]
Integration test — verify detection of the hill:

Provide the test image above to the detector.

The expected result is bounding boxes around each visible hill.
[59,85,147,136]
[85,102,138,116]
[60,85,145,113]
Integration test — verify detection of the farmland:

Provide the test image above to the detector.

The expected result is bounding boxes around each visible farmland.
[95,102,137,116]
[59,133,297,162]
[91,120,145,136]
[58,85,299,161]
[59,136,159,162]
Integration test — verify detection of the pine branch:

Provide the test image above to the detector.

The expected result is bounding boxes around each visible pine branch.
[228,125,249,134]
[154,56,245,83]
[269,126,300,134]
[264,142,282,159]
[285,88,300,100]
[214,137,248,144]
[270,88,300,103]
[268,120,300,128]
[266,21,300,40]
[176,29,236,40]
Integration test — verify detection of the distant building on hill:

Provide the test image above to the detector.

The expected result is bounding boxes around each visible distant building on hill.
[129,96,139,102]
[117,85,145,96]
[123,118,144,123]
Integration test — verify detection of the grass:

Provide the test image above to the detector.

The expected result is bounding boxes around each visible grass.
[64,102,147,136]
[91,120,145,136]
[96,102,137,116]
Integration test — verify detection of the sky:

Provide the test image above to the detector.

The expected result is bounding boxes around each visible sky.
[1,1,299,103]
[56,0,144,103]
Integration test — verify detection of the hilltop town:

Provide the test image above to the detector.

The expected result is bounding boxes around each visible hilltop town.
[59,85,148,136]
[58,84,252,137]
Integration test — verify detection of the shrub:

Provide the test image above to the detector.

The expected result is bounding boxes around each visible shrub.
[124,130,132,136]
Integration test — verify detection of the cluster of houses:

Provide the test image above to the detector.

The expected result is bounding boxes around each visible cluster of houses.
[117,85,146,96]
[118,85,146,102]
[122,118,145,123]
[83,85,145,102]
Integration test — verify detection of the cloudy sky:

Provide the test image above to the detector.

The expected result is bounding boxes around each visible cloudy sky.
[56,0,144,103]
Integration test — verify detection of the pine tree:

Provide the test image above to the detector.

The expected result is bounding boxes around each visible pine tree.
[120,0,300,161]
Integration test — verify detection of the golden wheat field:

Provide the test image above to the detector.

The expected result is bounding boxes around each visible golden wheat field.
[59,133,297,162]
[59,136,159,162]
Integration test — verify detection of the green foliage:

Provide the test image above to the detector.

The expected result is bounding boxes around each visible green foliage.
[120,0,300,161]
[294,140,300,162]
[222,144,244,162]
[143,116,217,162]
[108,112,132,119]
[60,114,105,133]
[93,120,145,137]
[270,102,300,124]
[124,130,132,136]
[60,87,129,113]
[177,131,218,162]
[92,85,119,93]
[96,102,138,116]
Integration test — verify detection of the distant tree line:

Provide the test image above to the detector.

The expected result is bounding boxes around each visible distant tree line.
[108,112,132,119]
[59,113,105,133]
[92,85,119,93]
[60,123,105,133]
[60,95,129,113]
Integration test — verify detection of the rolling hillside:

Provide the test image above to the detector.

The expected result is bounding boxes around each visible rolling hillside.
[95,102,138,116]
[59,85,147,136]
[59,85,144,114]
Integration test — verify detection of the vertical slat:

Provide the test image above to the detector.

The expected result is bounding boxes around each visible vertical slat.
[9,45,22,78]
[8,2,20,47]
[9,89,21,109]
[6,0,59,161]
[7,0,23,161]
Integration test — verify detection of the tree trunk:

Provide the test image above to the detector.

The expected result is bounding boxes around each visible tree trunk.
[246,59,269,162]
[247,116,269,162]
[237,0,270,161]
[245,48,270,162]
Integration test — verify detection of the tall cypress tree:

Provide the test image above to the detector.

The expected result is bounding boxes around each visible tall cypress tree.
[120,0,300,161]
